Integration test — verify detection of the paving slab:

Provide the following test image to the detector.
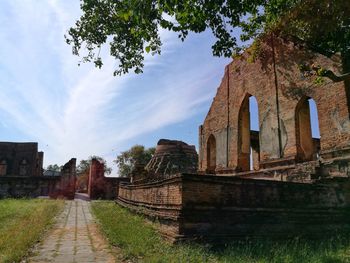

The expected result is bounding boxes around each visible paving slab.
[28,199,117,263]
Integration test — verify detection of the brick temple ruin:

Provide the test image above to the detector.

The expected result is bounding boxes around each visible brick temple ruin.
[0,141,77,199]
[0,141,125,200]
[116,36,350,242]
[0,142,44,177]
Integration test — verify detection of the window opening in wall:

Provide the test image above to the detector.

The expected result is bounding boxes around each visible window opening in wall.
[238,95,260,172]
[309,99,320,139]
[250,96,259,131]
[207,134,216,173]
[296,97,320,161]
[0,160,7,176]
[19,159,28,176]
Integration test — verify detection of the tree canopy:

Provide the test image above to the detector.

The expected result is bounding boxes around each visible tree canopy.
[46,164,62,172]
[67,0,350,77]
[114,145,155,177]
[76,155,111,192]
[77,155,112,175]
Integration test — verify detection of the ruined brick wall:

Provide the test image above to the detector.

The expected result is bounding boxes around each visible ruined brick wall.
[0,142,44,176]
[180,175,350,241]
[117,176,183,241]
[53,158,76,199]
[88,159,104,199]
[117,174,350,242]
[0,158,79,199]
[118,176,182,209]
[199,36,349,173]
[0,176,60,198]
[88,159,129,199]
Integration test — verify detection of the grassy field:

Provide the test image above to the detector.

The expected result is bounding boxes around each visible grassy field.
[0,199,64,263]
[92,201,350,263]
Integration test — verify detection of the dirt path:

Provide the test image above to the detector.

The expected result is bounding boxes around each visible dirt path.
[28,199,116,263]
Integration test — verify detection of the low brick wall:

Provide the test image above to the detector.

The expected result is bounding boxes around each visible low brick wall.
[0,176,60,198]
[117,176,184,240]
[117,174,350,242]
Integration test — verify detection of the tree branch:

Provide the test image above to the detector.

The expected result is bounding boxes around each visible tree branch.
[312,64,350,82]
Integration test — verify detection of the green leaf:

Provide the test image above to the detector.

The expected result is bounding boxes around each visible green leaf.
[67,0,350,77]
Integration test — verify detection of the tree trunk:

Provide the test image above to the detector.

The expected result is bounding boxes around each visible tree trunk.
[342,52,350,117]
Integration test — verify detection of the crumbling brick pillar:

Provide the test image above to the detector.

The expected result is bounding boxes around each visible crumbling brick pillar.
[88,159,105,199]
[52,158,76,199]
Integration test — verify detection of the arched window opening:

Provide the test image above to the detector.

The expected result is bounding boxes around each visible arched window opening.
[238,95,260,172]
[309,99,320,139]
[296,97,320,162]
[19,159,28,176]
[0,160,7,176]
[207,134,216,173]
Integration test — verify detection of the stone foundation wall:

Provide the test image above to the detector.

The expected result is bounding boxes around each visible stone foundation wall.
[0,176,60,198]
[117,174,350,242]
[118,177,182,214]
[117,177,183,240]
[0,158,77,199]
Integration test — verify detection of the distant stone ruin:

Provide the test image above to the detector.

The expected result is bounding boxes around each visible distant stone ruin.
[0,141,77,199]
[0,142,43,177]
[130,139,198,183]
[145,139,198,177]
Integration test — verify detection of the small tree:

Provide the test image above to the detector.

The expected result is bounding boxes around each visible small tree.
[46,164,62,171]
[77,155,112,175]
[114,145,155,177]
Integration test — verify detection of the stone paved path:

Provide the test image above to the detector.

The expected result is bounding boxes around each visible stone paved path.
[28,199,116,263]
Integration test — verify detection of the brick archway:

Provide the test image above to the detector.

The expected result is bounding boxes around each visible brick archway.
[237,94,260,171]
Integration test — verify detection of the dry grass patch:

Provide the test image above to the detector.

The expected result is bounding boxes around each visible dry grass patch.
[0,199,64,263]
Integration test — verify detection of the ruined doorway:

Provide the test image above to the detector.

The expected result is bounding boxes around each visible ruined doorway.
[0,160,7,176]
[296,97,320,161]
[207,134,216,173]
[19,159,28,176]
[238,95,260,171]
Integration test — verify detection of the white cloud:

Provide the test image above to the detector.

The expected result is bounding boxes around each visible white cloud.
[0,1,230,172]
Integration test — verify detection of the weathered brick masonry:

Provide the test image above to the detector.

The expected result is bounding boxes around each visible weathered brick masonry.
[199,36,349,174]
[0,156,77,199]
[0,176,59,198]
[117,174,350,242]
[0,142,44,177]
[117,36,350,242]
[88,158,130,199]
[52,158,77,199]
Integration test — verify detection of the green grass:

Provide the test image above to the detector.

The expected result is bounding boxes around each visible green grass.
[0,199,64,263]
[92,201,350,263]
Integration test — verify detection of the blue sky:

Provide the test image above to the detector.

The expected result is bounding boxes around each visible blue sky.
[0,0,231,173]
[0,1,320,175]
